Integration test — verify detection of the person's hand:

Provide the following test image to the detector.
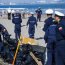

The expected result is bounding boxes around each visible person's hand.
[59,27,63,31]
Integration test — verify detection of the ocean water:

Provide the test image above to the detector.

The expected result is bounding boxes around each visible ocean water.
[0,4,65,13]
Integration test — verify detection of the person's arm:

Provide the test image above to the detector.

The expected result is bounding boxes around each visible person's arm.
[58,25,65,36]
[20,18,22,23]
[42,19,49,31]
[12,17,15,24]
[20,14,22,23]
[27,18,30,26]
[44,29,49,43]
[35,18,37,27]
[42,23,48,32]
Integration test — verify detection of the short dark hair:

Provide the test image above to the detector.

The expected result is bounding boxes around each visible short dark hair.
[47,14,52,16]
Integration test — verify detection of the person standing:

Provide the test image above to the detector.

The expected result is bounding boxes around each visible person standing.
[35,7,42,22]
[12,11,22,41]
[43,9,54,32]
[7,8,11,20]
[11,10,15,18]
[44,20,58,65]
[27,12,37,38]
[54,11,65,65]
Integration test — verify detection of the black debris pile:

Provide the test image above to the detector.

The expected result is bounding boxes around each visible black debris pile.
[0,36,17,64]
[15,44,45,65]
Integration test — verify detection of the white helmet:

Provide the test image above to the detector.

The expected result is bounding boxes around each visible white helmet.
[7,9,11,13]
[12,10,15,13]
[45,9,53,14]
[15,10,20,13]
[55,11,64,17]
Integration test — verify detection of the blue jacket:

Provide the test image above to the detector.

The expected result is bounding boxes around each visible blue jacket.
[12,13,22,32]
[27,16,37,28]
[56,20,65,41]
[27,16,37,34]
[12,13,22,24]
[36,9,42,15]
[44,24,57,42]
[43,17,54,32]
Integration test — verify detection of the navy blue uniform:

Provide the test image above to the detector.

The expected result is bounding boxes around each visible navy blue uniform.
[27,16,37,38]
[44,24,57,65]
[36,9,42,22]
[55,20,65,65]
[12,13,22,40]
[43,17,54,32]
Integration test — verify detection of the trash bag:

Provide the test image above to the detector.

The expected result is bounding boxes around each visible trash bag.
[0,45,14,64]
[2,34,18,50]
[0,38,17,64]
[15,44,37,65]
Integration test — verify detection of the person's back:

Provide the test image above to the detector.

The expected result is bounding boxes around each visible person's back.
[27,16,37,28]
[44,22,57,42]
[36,9,42,22]
[12,13,22,24]
[44,22,57,65]
[43,9,54,32]
[12,13,22,40]
[36,8,42,15]
[37,10,42,15]
[27,13,37,38]
[43,17,54,32]
[48,24,57,40]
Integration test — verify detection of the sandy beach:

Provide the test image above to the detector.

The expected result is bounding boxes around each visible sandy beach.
[0,14,47,46]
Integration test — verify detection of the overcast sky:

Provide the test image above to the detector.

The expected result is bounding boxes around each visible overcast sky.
[0,0,65,4]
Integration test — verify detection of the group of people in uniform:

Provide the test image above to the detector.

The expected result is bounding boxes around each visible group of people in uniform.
[12,8,42,40]
[12,8,65,65]
[0,7,65,65]
[43,9,65,65]
[12,11,37,40]
[0,7,42,41]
